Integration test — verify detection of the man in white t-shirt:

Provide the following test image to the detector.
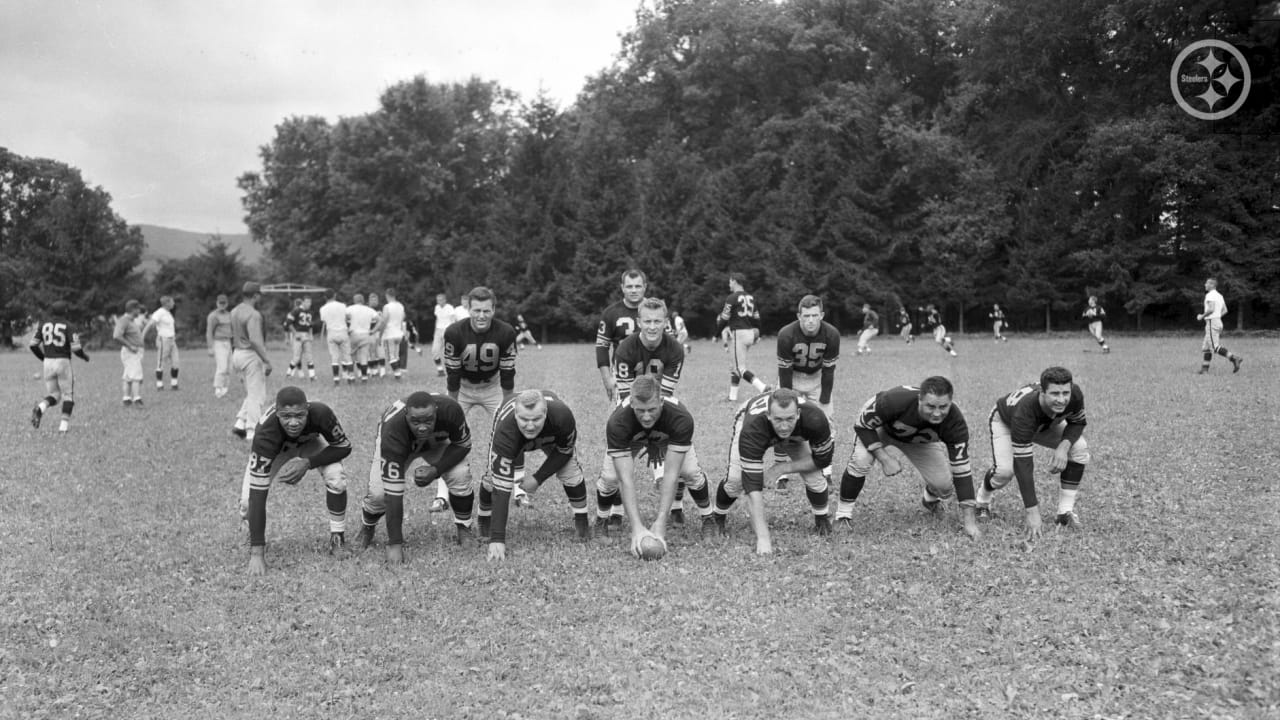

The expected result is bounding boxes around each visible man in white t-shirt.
[319,289,353,384]
[431,293,454,377]
[1197,277,1243,374]
[143,295,180,390]
[346,294,382,382]
[380,288,407,379]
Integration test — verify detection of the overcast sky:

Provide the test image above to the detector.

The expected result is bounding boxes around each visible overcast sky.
[1,0,640,234]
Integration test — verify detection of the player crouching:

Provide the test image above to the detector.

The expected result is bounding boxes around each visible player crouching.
[239,386,352,575]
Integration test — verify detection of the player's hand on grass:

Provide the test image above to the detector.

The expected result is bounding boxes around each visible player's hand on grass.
[755,537,773,555]
[960,505,981,539]
[248,547,266,576]
[487,542,507,561]
[1023,506,1043,542]
[386,544,404,565]
[601,376,617,402]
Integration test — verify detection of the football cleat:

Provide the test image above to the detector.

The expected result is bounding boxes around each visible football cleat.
[123,398,133,406]
[132,398,143,407]
[1055,511,1081,528]
[594,516,610,537]
[921,496,943,514]
[358,524,376,549]
[1232,356,1243,373]
[813,515,832,536]
[574,514,591,541]
[30,404,42,429]
[477,516,491,541]
[231,426,247,439]
[775,476,790,491]
[454,524,473,546]
[515,493,533,509]
[975,504,993,522]
[669,508,685,526]
[703,513,728,537]
[329,532,350,558]
[428,497,449,513]
[835,517,855,532]
[1196,367,1210,374]
[607,515,623,531]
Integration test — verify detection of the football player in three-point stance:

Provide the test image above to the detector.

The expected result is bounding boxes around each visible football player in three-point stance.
[479,390,590,561]
[359,391,474,563]
[595,269,648,403]
[717,273,769,401]
[834,377,980,539]
[975,366,1091,540]
[29,300,90,433]
[711,388,835,555]
[240,386,353,575]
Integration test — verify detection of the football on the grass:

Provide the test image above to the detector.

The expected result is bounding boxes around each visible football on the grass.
[639,536,666,561]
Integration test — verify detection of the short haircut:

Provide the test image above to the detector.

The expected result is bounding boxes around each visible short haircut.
[631,374,661,402]
[768,387,800,409]
[352,293,365,304]
[405,391,435,409]
[216,294,228,303]
[160,295,173,305]
[918,376,954,399]
[1040,366,1073,388]
[469,286,495,305]
[1205,278,1218,289]
[276,386,308,407]
[385,288,396,299]
[797,295,823,312]
[328,288,340,299]
[621,269,648,285]
[730,272,747,287]
[639,297,667,316]
[125,299,141,312]
[515,389,545,410]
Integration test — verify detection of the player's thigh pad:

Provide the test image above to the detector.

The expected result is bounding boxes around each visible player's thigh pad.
[898,440,954,497]
[1033,423,1090,465]
[598,450,622,496]
[987,412,1016,486]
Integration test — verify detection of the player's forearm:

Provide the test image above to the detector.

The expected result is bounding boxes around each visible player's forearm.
[777,366,793,389]
[598,365,613,386]
[595,345,612,369]
[619,475,645,529]
[499,368,515,393]
[74,348,89,362]
[1013,458,1037,508]
[29,346,44,361]
[951,472,976,504]
[385,493,405,545]
[854,428,881,450]
[445,370,461,394]
[308,444,351,468]
[435,445,469,474]
[488,488,512,543]
[247,489,269,546]
[745,491,769,541]
[819,368,835,404]
[533,451,573,483]
[1061,424,1084,446]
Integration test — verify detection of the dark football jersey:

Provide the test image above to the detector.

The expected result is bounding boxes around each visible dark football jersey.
[489,391,577,484]
[735,392,834,487]
[606,396,695,459]
[595,300,640,368]
[854,386,972,475]
[861,309,880,331]
[776,320,840,376]
[376,395,472,479]
[284,308,316,334]
[31,318,83,359]
[897,308,912,329]
[613,332,685,400]
[1082,305,1106,320]
[248,401,352,478]
[994,383,1087,445]
[719,291,760,331]
[924,309,944,331]
[989,307,1006,322]
[443,319,518,391]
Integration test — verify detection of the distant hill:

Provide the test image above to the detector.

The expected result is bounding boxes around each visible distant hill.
[137,224,263,273]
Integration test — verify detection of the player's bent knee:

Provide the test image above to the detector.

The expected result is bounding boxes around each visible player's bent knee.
[323,465,346,493]
[1069,440,1090,465]
[989,469,1014,490]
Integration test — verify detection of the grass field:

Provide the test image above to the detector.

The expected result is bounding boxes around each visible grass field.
[2,333,1277,719]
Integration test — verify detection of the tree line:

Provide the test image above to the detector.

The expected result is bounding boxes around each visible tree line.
[5,0,1278,341]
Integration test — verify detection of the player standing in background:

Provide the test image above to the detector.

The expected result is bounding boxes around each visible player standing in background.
[367,292,386,378]
[143,295,180,391]
[856,303,880,354]
[284,296,317,381]
[480,390,590,560]
[441,286,528,511]
[599,376,712,554]
[346,293,381,382]
[514,313,541,350]
[319,289,353,384]
[112,299,146,406]
[670,309,691,354]
[833,377,980,538]
[923,303,957,356]
[896,304,914,344]
[717,273,769,401]
[595,269,648,403]
[29,300,90,433]
[431,293,454,377]
[975,366,1091,540]
[359,391,476,561]
[1197,278,1243,374]
[1081,295,1109,353]
[710,389,835,554]
[206,294,234,398]
[775,294,840,489]
[380,289,407,380]
[240,386,352,575]
[230,282,273,441]
[989,303,1008,343]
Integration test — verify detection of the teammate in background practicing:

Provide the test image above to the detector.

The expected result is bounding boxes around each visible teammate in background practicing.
[600,375,711,555]
[379,289,407,379]
[602,298,686,527]
[595,269,648,402]
[230,282,273,441]
[359,391,475,562]
[989,303,1009,342]
[856,303,880,354]
[1081,296,1109,353]
[718,273,769,401]
[441,286,528,511]
[206,294,233,398]
[514,314,541,350]
[29,300,90,433]
[432,293,455,377]
[480,390,590,561]
[834,377,980,538]
[396,317,420,375]
[346,293,381,382]
[775,294,840,490]
[710,388,835,554]
[1197,278,1243,374]
[923,303,957,356]
[240,386,352,575]
[369,292,389,378]
[671,310,691,354]
[896,304,914,344]
[319,289,354,384]
[284,296,317,380]
[112,299,146,406]
[142,295,180,390]
[975,366,1090,540]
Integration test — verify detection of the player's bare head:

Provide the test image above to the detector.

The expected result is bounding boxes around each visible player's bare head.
[797,295,824,333]
[436,293,447,304]
[353,293,365,305]
[293,298,303,308]
[385,288,396,300]
[630,376,664,427]
[729,273,746,291]
[404,392,437,438]
[216,294,228,306]
[328,288,340,300]
[620,270,647,305]
[275,386,310,437]
[459,293,469,307]
[1039,367,1074,413]
[299,296,311,308]
[369,292,380,306]
[766,388,801,438]
[125,299,141,315]
[469,286,495,306]
[638,298,668,342]
[1205,278,1218,290]
[1088,295,1098,305]
[1040,366,1072,389]
[917,376,954,424]
[797,294,823,313]
[926,303,936,311]
[51,300,69,316]
[514,390,548,438]
[631,374,662,403]
[160,295,174,309]
[468,287,495,330]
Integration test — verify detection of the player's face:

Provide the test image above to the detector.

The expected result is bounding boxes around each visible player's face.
[300,297,311,309]
[630,395,664,429]
[469,299,495,332]
[436,294,446,306]
[917,393,953,425]
[1041,383,1072,415]
[621,277,646,306]
[797,306,823,336]
[405,405,436,440]
[369,294,380,307]
[515,403,548,439]
[638,307,666,344]
[767,401,799,439]
[276,403,309,438]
